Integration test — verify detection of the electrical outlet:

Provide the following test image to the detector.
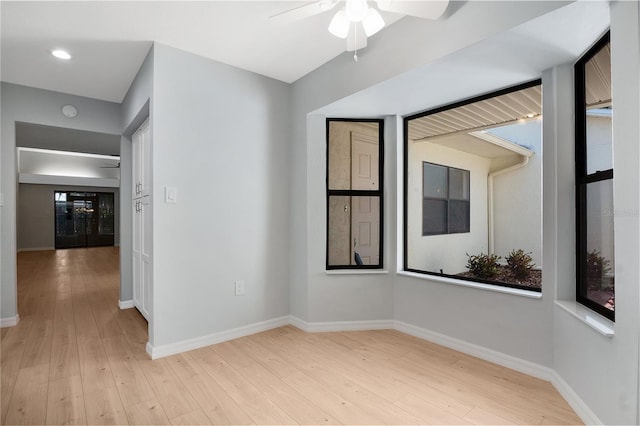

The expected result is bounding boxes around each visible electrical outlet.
[234,280,245,296]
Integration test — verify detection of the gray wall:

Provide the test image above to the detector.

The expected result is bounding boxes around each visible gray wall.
[289,1,566,325]
[150,43,291,347]
[1,82,121,321]
[17,184,120,250]
[120,46,154,306]
[552,3,640,424]
[289,2,630,424]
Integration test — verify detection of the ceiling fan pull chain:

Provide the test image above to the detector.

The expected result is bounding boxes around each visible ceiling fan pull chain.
[353,24,359,61]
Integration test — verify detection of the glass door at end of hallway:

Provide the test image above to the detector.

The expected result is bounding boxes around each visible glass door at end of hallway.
[55,191,115,249]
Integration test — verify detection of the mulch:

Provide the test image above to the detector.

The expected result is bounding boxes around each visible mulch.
[457,266,542,289]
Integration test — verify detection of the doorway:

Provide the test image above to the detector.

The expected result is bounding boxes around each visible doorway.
[54,191,115,249]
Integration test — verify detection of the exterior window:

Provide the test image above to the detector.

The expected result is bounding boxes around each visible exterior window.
[423,162,470,235]
[404,81,542,291]
[326,119,384,269]
[575,32,614,320]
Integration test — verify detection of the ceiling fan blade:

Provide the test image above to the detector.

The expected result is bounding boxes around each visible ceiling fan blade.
[270,0,339,24]
[375,0,449,20]
[346,23,368,51]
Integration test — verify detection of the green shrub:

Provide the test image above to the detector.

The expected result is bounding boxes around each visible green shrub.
[506,249,535,280]
[466,253,501,279]
[586,250,611,289]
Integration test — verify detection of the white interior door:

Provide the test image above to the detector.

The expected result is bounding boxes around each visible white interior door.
[132,128,141,197]
[351,132,379,191]
[351,197,380,265]
[132,200,143,314]
[351,132,380,265]
[140,196,151,320]
[132,196,150,321]
[132,119,150,198]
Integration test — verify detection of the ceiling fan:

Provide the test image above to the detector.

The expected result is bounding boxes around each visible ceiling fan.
[271,0,449,58]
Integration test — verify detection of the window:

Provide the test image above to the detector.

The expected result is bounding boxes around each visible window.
[423,162,470,235]
[404,81,542,291]
[326,119,384,269]
[575,32,614,321]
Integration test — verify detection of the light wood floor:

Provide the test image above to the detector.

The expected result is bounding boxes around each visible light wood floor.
[1,247,582,425]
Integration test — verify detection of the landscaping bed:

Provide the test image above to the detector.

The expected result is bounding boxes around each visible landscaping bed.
[457,266,542,289]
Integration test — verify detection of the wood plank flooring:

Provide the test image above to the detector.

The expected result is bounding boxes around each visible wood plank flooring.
[2,247,582,425]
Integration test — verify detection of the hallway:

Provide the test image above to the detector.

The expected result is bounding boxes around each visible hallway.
[1,247,148,424]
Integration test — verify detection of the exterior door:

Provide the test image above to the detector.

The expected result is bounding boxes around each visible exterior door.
[55,191,114,249]
[351,132,380,265]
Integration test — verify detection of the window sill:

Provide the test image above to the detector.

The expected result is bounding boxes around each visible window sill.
[555,300,614,337]
[396,271,542,299]
[325,270,389,275]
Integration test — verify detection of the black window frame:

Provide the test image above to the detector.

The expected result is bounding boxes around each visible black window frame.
[422,161,470,236]
[326,118,384,270]
[402,79,543,293]
[575,31,614,321]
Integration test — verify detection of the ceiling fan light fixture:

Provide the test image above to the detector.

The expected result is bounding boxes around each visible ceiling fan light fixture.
[345,0,369,22]
[362,8,385,36]
[328,10,350,38]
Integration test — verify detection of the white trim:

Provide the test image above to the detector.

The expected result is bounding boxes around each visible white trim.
[469,131,536,157]
[289,316,394,333]
[118,300,135,309]
[145,315,291,359]
[17,247,54,252]
[140,314,597,425]
[396,271,542,299]
[551,370,603,425]
[1,314,20,328]
[555,300,614,337]
[393,320,599,425]
[393,320,553,381]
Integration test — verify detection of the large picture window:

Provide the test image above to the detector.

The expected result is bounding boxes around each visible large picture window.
[326,119,384,269]
[575,32,614,321]
[404,81,543,291]
[423,162,470,235]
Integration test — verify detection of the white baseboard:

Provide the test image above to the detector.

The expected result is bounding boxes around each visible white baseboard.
[146,315,291,359]
[289,316,394,333]
[0,314,20,328]
[551,370,602,425]
[394,320,553,381]
[118,300,135,309]
[17,247,54,253]
[141,314,596,425]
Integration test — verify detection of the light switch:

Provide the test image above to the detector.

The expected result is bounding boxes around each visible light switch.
[165,186,177,204]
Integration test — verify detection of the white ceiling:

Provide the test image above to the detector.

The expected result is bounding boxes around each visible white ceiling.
[0,0,611,113]
[0,1,406,102]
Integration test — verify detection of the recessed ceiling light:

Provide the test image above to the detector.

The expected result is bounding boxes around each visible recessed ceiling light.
[52,49,71,60]
[526,113,535,118]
